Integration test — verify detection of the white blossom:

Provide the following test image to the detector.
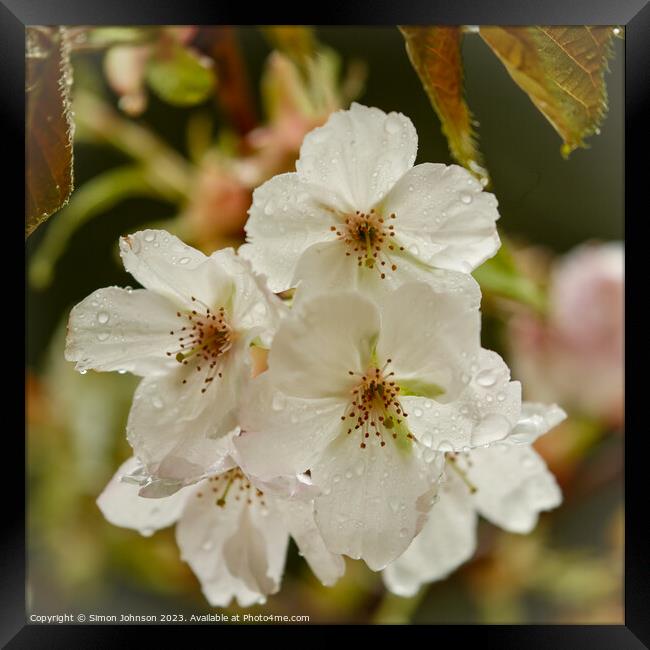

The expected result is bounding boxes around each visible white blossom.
[66,230,285,491]
[240,103,500,297]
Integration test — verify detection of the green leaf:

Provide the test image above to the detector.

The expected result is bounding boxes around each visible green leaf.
[400,26,488,184]
[26,27,75,237]
[473,242,546,313]
[480,26,615,157]
[146,41,216,107]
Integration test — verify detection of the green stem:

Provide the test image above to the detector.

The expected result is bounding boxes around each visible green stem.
[29,166,162,289]
[74,91,193,197]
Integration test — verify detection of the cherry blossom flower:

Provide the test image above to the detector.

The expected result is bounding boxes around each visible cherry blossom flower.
[66,230,285,492]
[236,279,524,570]
[240,103,501,296]
[98,442,344,607]
[383,402,566,596]
[510,242,624,428]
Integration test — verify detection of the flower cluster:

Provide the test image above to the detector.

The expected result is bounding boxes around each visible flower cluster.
[67,103,565,606]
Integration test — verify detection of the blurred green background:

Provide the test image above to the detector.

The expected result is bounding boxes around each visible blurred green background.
[26,27,623,624]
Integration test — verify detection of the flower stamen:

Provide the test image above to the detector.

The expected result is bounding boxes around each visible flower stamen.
[201,468,267,508]
[332,210,404,279]
[342,360,414,450]
[167,298,232,394]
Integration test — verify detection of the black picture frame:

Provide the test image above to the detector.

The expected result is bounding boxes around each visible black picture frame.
[8,0,647,645]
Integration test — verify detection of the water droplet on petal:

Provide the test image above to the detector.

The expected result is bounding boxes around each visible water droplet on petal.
[97,331,109,341]
[476,368,498,387]
[144,232,155,242]
[437,440,454,453]
[459,192,473,204]
[384,115,402,134]
[272,393,286,411]
[97,311,109,324]
[471,414,511,446]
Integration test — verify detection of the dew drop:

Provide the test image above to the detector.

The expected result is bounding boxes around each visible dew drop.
[152,396,164,410]
[437,440,454,453]
[178,257,190,265]
[476,368,498,387]
[423,448,437,463]
[413,407,423,417]
[144,232,155,242]
[97,311,109,325]
[471,414,511,446]
[272,393,286,411]
[384,115,402,134]
[459,192,473,204]
[97,331,109,342]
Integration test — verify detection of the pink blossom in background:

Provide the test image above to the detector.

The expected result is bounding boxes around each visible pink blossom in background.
[510,242,624,429]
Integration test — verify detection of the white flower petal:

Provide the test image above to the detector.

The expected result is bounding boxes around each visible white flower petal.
[268,291,380,399]
[241,173,338,293]
[384,163,500,273]
[127,343,250,484]
[291,240,361,300]
[382,472,477,595]
[290,241,485,305]
[312,433,440,571]
[282,498,346,587]
[120,230,232,309]
[236,374,345,479]
[296,103,418,212]
[401,350,522,451]
[65,287,179,376]
[209,248,286,346]
[96,457,191,535]
[176,484,288,607]
[468,444,562,533]
[376,280,482,399]
[503,402,567,445]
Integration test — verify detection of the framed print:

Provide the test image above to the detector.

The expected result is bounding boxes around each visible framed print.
[5,0,647,645]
